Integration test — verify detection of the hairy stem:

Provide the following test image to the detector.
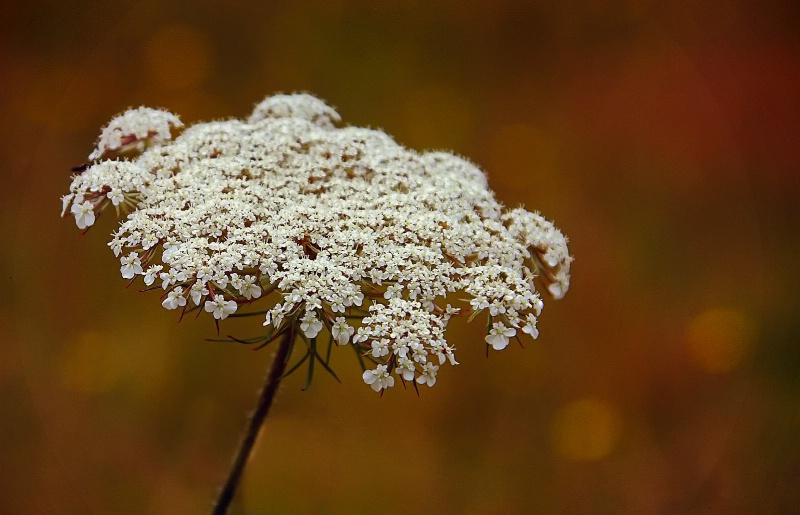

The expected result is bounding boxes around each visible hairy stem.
[212,329,294,515]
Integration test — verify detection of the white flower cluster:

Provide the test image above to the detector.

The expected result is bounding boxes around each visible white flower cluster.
[88,106,182,161]
[62,93,572,392]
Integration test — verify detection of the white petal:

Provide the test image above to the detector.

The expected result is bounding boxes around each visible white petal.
[485,334,509,351]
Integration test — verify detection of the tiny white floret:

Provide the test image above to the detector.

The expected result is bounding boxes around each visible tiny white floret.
[299,311,324,339]
[162,287,187,310]
[362,365,395,392]
[204,295,238,320]
[416,362,439,387]
[330,317,354,345]
[485,322,517,351]
[71,200,96,230]
[522,313,540,339]
[119,253,143,279]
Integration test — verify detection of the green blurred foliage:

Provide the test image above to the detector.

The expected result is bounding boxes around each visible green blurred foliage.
[2,0,799,513]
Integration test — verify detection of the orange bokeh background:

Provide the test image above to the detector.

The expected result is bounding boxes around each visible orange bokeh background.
[2,1,799,513]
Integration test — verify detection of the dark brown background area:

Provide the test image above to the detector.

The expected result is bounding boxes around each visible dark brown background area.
[2,1,799,513]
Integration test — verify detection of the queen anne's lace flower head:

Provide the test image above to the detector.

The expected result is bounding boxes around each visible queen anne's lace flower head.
[62,93,572,393]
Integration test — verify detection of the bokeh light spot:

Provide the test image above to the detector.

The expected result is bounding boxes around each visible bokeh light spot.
[551,398,620,462]
[685,307,755,373]
[144,25,212,91]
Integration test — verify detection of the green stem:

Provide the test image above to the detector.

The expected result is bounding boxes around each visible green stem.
[212,328,294,515]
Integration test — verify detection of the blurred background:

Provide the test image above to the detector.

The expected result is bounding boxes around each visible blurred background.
[2,0,799,513]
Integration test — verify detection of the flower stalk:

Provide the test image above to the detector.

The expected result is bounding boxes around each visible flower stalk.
[212,327,294,515]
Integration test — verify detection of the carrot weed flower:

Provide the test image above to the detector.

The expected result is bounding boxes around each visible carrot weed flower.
[61,92,573,514]
[62,92,572,391]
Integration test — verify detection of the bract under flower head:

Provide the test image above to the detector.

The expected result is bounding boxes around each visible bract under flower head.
[62,93,572,392]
